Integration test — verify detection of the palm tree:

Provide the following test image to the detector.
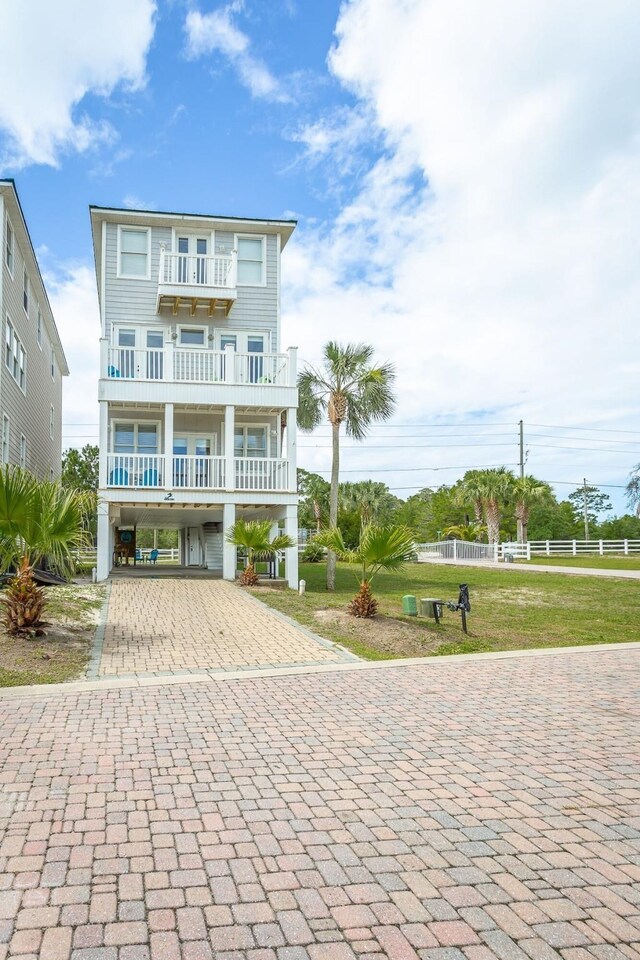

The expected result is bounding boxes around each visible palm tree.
[627,464,640,517]
[339,480,398,528]
[460,467,515,545]
[442,522,488,542]
[0,466,92,635]
[225,518,295,586]
[316,523,415,618]
[297,342,396,590]
[512,475,549,542]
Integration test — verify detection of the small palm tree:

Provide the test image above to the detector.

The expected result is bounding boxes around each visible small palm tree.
[442,522,488,542]
[340,480,397,528]
[225,518,295,586]
[316,524,415,618]
[298,342,396,591]
[0,466,92,635]
[512,475,549,542]
[460,467,514,545]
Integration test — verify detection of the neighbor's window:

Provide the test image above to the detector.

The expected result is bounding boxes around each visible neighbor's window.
[236,236,265,285]
[2,415,9,464]
[37,309,42,347]
[20,435,26,469]
[119,227,149,278]
[23,268,29,315]
[5,318,26,391]
[5,219,13,275]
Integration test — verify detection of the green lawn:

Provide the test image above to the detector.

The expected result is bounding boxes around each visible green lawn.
[254,561,640,660]
[0,584,105,687]
[522,554,640,570]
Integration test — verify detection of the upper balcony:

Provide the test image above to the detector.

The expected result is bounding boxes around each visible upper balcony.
[157,248,237,316]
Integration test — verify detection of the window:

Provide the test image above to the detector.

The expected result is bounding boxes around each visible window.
[50,467,54,481]
[50,405,54,439]
[236,236,265,285]
[37,309,42,347]
[51,346,55,380]
[114,422,158,454]
[5,317,26,391]
[118,227,150,278]
[23,268,29,315]
[2,416,9,464]
[178,326,206,347]
[220,334,237,351]
[234,425,268,458]
[20,435,26,469]
[5,219,13,275]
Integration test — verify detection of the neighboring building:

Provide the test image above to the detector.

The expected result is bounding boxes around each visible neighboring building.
[90,204,299,584]
[0,180,68,480]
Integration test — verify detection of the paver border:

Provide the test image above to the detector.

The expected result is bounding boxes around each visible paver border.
[0,639,638,701]
[86,579,112,679]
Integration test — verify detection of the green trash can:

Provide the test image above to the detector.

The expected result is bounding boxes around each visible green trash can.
[402,595,418,616]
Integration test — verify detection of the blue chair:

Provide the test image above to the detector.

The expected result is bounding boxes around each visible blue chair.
[135,548,143,563]
[109,468,129,486]
[148,549,159,564]
[142,468,159,487]
[107,365,121,378]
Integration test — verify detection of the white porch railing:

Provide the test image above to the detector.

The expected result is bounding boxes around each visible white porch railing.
[233,352,290,385]
[106,347,165,380]
[107,455,164,488]
[104,343,293,386]
[173,349,226,383]
[172,455,225,490]
[158,250,236,289]
[235,457,289,491]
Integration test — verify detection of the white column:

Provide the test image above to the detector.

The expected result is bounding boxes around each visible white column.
[222,502,236,580]
[225,344,235,384]
[286,407,297,492]
[97,499,111,581]
[285,503,298,589]
[164,403,174,490]
[288,346,298,387]
[98,401,108,488]
[224,405,235,491]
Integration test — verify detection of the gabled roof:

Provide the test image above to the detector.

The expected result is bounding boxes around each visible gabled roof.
[0,179,69,375]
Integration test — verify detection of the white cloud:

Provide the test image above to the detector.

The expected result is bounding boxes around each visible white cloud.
[0,0,156,169]
[123,194,157,211]
[185,4,289,102]
[283,0,640,507]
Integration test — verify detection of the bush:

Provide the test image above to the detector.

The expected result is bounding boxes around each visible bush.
[301,541,325,563]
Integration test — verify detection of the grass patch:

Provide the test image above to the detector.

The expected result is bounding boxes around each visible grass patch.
[0,583,105,687]
[254,562,640,660]
[522,554,640,570]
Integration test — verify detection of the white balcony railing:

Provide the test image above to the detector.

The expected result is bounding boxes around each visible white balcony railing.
[106,455,290,492]
[235,458,289,491]
[158,250,236,290]
[104,344,294,387]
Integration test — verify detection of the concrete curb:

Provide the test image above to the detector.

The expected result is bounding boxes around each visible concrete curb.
[85,581,112,679]
[1,640,639,702]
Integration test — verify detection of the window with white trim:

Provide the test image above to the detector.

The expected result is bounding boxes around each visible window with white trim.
[5,218,13,275]
[236,236,265,285]
[37,309,42,347]
[20,435,26,469]
[234,424,268,458]
[5,317,26,391]
[23,268,29,315]
[113,422,158,454]
[118,227,150,278]
[50,405,54,440]
[178,326,206,347]
[2,415,9,464]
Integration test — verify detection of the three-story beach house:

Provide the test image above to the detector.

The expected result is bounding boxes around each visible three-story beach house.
[91,204,299,584]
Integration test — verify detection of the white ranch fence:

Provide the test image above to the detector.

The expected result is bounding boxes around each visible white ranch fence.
[416,538,640,563]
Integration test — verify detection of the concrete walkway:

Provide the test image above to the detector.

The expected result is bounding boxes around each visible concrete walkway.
[0,644,638,959]
[90,579,355,678]
[427,558,640,578]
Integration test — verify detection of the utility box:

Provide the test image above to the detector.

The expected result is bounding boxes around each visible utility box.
[402,595,418,616]
[421,598,443,620]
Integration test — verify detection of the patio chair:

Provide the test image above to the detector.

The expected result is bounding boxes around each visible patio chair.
[142,468,160,487]
[109,467,129,486]
[148,549,159,564]
[135,548,143,564]
[107,365,121,377]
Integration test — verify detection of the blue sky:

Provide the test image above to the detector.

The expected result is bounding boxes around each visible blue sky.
[1,0,639,515]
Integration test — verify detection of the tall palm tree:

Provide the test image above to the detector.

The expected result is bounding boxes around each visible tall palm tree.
[297,342,396,590]
[460,467,514,545]
[0,466,92,635]
[339,480,397,528]
[512,475,549,542]
[225,518,295,586]
[316,523,415,618]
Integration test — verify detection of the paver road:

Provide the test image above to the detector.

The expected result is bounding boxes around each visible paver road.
[1,647,639,959]
[94,579,352,677]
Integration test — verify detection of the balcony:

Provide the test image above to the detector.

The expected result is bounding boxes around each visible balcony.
[103,344,294,388]
[157,249,237,315]
[106,455,290,492]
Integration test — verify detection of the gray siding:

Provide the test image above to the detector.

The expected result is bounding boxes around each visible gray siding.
[1,204,62,480]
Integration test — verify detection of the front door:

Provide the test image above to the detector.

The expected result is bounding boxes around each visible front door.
[173,436,215,488]
[177,235,209,285]
[187,527,201,566]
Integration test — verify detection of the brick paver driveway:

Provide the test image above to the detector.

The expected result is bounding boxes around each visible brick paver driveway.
[1,647,639,959]
[93,579,352,677]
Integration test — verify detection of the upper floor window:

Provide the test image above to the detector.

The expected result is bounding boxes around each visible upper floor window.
[118,227,150,279]
[113,422,158,454]
[2,415,9,464]
[37,309,42,347]
[236,236,265,285]
[23,268,29,315]
[5,317,26,391]
[5,219,13,275]
[178,326,206,347]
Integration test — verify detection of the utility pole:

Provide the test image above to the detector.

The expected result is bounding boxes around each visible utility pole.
[583,478,590,542]
[518,420,525,479]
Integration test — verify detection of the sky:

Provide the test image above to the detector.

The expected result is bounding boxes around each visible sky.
[1,0,639,515]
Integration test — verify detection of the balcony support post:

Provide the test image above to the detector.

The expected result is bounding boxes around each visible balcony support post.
[222,502,236,581]
[285,504,299,589]
[164,337,174,381]
[224,344,235,384]
[98,401,108,488]
[288,346,298,388]
[224,405,235,491]
[164,403,174,490]
[97,499,111,582]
